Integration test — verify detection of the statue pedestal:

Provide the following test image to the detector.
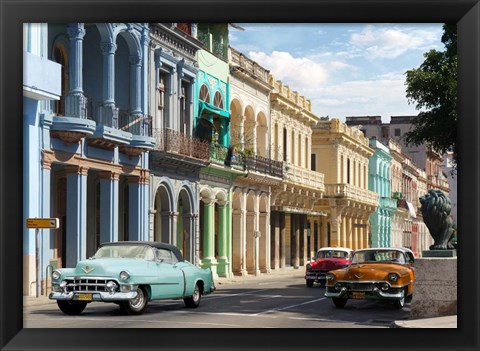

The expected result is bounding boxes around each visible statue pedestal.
[422,249,456,257]
[410,256,457,319]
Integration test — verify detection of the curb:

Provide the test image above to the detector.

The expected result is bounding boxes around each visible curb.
[390,315,457,328]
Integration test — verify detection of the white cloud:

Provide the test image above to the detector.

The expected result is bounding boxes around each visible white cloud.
[247,51,352,90]
[248,51,328,88]
[349,25,442,59]
[310,72,419,122]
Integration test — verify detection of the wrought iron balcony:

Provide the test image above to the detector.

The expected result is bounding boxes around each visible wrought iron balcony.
[153,128,210,161]
[118,109,152,137]
[209,143,246,171]
[245,155,283,178]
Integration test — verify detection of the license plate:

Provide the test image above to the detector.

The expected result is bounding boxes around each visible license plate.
[351,292,365,299]
[77,293,92,301]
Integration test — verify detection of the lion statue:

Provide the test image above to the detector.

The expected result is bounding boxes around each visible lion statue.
[419,189,455,250]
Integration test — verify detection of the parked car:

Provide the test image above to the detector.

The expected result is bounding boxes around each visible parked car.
[305,247,353,287]
[49,241,216,315]
[325,247,415,309]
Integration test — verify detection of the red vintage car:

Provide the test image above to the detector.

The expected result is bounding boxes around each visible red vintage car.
[305,247,354,287]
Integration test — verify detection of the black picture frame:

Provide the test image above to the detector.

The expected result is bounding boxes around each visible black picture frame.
[1,0,479,350]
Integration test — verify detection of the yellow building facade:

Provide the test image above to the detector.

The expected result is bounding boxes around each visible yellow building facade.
[311,119,378,250]
[268,76,326,269]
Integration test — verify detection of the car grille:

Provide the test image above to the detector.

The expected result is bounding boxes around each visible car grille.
[343,282,374,291]
[64,277,116,293]
[308,269,329,274]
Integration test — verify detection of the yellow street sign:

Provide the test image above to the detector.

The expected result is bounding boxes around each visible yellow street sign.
[26,218,59,229]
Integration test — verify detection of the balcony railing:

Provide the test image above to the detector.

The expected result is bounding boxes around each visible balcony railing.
[118,110,152,136]
[245,155,283,178]
[51,94,93,119]
[380,197,398,210]
[324,183,378,206]
[284,163,325,191]
[153,128,210,161]
[209,143,246,171]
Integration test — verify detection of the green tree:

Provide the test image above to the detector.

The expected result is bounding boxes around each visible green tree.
[404,24,457,169]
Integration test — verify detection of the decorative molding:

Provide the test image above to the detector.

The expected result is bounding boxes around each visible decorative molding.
[65,165,89,176]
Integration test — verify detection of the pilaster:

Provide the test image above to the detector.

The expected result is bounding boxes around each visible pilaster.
[65,165,88,267]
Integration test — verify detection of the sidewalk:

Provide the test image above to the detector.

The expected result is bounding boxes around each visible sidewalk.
[391,315,457,328]
[24,295,56,307]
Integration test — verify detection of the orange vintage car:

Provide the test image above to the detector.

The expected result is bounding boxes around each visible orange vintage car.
[325,247,415,309]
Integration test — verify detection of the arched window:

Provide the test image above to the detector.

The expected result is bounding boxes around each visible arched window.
[52,43,68,116]
[199,84,210,103]
[213,91,224,109]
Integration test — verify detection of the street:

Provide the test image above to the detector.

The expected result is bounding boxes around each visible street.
[24,270,410,328]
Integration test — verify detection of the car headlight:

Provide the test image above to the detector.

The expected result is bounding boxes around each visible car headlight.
[306,264,312,270]
[119,271,130,281]
[326,273,336,282]
[388,273,399,282]
[52,270,61,280]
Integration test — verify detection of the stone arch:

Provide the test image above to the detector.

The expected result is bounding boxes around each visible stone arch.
[214,188,228,204]
[177,185,195,261]
[230,98,243,148]
[116,25,142,59]
[256,111,268,157]
[243,105,255,151]
[153,179,174,243]
[51,34,70,116]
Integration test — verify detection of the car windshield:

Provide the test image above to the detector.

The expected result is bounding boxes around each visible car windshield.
[316,250,349,259]
[94,244,155,260]
[352,250,405,264]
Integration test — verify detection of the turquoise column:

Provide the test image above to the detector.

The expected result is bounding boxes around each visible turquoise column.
[201,199,216,272]
[66,165,88,267]
[99,171,119,244]
[216,202,229,277]
[226,194,232,277]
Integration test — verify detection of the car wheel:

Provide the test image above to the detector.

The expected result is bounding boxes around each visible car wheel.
[332,298,348,308]
[306,279,314,287]
[121,286,148,315]
[393,288,407,309]
[57,300,87,315]
[184,283,202,308]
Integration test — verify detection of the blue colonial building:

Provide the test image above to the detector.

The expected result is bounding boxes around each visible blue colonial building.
[23,23,154,296]
[368,138,397,247]
[147,23,207,265]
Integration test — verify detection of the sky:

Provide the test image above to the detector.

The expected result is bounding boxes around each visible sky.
[229,23,444,123]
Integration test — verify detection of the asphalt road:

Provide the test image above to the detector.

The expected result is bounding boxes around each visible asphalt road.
[23,272,411,328]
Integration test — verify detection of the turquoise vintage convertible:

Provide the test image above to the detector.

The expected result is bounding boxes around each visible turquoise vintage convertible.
[49,241,216,315]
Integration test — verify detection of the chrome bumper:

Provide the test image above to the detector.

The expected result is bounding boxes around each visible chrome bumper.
[49,290,138,301]
[325,287,404,299]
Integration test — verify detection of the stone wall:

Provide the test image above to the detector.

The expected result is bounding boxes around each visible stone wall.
[410,257,457,319]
